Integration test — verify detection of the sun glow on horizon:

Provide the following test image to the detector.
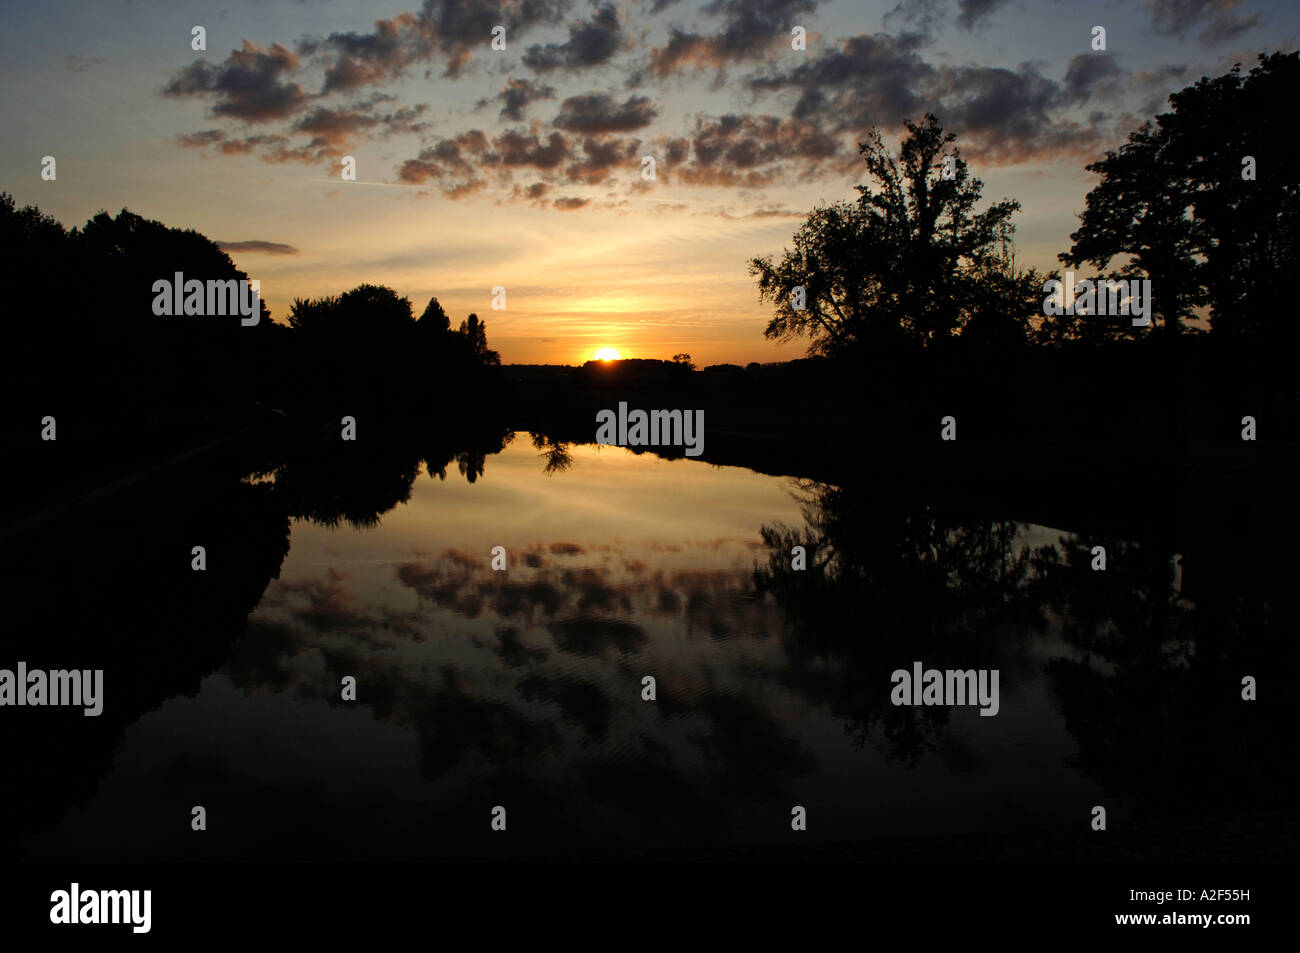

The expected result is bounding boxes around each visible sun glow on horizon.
[593,347,622,361]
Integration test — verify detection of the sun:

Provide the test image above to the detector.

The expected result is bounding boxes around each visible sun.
[593,347,622,362]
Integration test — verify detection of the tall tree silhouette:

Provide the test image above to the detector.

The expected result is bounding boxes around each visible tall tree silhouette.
[458,312,501,365]
[1161,52,1299,339]
[1062,52,1300,340]
[1061,125,1203,337]
[750,114,1036,356]
[418,296,451,332]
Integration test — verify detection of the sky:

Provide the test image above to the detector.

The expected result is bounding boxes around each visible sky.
[1,0,1295,365]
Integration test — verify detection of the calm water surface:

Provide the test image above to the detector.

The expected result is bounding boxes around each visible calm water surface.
[13,433,1282,859]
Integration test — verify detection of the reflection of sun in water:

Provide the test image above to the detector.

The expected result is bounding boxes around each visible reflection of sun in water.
[594,347,621,361]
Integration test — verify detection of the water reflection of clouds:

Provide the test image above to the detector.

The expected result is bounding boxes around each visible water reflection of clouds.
[228,518,816,841]
[16,434,1294,860]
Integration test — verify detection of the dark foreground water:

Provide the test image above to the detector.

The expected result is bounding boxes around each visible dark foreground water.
[5,432,1294,860]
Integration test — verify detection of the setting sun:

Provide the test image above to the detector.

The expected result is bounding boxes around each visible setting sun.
[593,347,622,361]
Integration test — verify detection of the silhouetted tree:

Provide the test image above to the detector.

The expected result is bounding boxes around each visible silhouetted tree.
[289,284,413,336]
[1,192,74,354]
[287,293,342,332]
[418,296,451,332]
[78,207,272,327]
[1161,52,1299,339]
[458,312,501,364]
[338,283,415,335]
[1062,52,1300,340]
[751,114,1038,356]
[1061,124,1204,337]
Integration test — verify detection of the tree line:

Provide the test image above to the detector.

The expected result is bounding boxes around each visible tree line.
[751,52,1300,356]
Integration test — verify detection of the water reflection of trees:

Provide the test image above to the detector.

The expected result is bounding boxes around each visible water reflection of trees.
[13,424,1295,857]
[755,478,1298,818]
[269,425,514,528]
[1030,533,1298,819]
[4,423,519,853]
[755,480,1037,766]
[530,432,573,476]
[1,474,291,845]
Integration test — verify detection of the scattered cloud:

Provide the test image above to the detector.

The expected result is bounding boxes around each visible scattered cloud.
[523,3,625,72]
[1145,0,1241,35]
[647,0,826,77]
[956,0,1012,32]
[159,2,1277,205]
[553,93,657,133]
[747,32,1113,166]
[162,41,308,122]
[883,0,946,42]
[1199,11,1260,45]
[63,54,106,73]
[479,77,556,121]
[217,240,301,255]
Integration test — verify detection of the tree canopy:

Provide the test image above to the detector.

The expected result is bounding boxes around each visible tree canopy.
[750,114,1041,357]
[1062,51,1299,340]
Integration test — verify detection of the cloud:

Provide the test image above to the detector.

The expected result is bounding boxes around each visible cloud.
[498,128,572,168]
[292,100,430,146]
[564,135,642,184]
[933,62,1104,163]
[398,129,491,185]
[745,32,932,131]
[216,240,300,255]
[166,7,1147,200]
[955,0,1012,31]
[678,113,843,180]
[1131,62,1190,112]
[548,615,647,657]
[480,77,556,120]
[416,0,574,75]
[1144,0,1248,36]
[176,129,297,158]
[1060,53,1127,105]
[62,54,106,73]
[177,129,226,148]
[398,127,583,192]
[1197,11,1260,45]
[162,41,308,122]
[299,0,575,84]
[177,95,429,164]
[523,3,625,71]
[517,673,612,738]
[746,32,1113,166]
[647,0,825,77]
[313,11,435,91]
[394,103,845,200]
[397,128,643,195]
[553,93,657,133]
[883,0,945,41]
[516,181,553,201]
